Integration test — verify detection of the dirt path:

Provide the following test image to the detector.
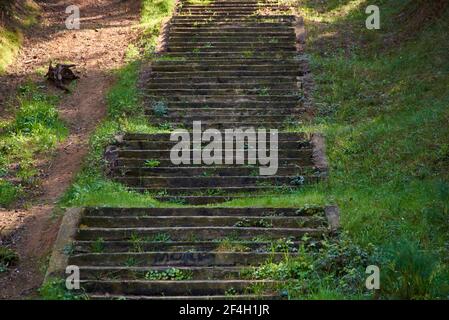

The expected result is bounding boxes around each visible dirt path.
[0,0,140,299]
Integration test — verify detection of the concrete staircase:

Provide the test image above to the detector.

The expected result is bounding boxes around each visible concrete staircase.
[47,0,336,300]
[68,206,336,299]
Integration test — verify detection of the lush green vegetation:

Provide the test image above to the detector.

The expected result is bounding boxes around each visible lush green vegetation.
[255,0,449,299]
[0,246,19,273]
[0,84,67,207]
[57,0,449,299]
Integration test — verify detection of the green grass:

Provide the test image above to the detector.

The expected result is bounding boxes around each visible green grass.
[0,246,19,273]
[0,26,21,74]
[248,0,449,299]
[0,83,67,207]
[0,0,40,74]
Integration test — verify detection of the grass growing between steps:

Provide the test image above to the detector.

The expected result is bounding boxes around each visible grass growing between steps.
[250,0,449,299]
[0,83,67,207]
[58,0,177,210]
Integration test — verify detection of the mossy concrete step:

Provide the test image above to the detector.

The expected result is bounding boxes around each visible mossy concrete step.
[151,107,305,115]
[159,52,297,59]
[145,94,301,101]
[173,14,294,18]
[113,166,314,177]
[115,175,316,188]
[146,83,298,90]
[131,185,311,196]
[170,26,293,32]
[148,75,297,83]
[151,65,299,72]
[117,148,311,159]
[147,114,303,122]
[148,122,302,130]
[89,294,279,300]
[77,266,249,280]
[83,207,324,217]
[151,195,254,205]
[122,132,308,140]
[118,139,310,150]
[76,226,322,242]
[152,70,300,78]
[80,215,325,229]
[169,31,294,37]
[153,58,298,65]
[73,240,306,254]
[70,251,297,267]
[145,101,301,108]
[69,251,297,266]
[116,158,312,167]
[167,45,296,52]
[78,280,278,296]
[169,35,295,42]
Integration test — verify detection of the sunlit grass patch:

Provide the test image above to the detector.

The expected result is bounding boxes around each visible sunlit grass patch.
[0,83,67,207]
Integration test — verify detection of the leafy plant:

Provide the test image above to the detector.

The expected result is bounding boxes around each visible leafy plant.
[152,101,168,117]
[145,268,192,280]
[91,237,105,253]
[39,278,87,300]
[144,159,160,168]
[0,247,19,272]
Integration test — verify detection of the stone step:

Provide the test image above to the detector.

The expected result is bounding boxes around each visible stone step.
[122,132,308,141]
[151,195,258,205]
[169,31,294,37]
[172,15,294,21]
[115,175,316,188]
[169,26,293,32]
[168,36,295,43]
[78,280,278,296]
[146,92,299,99]
[150,64,299,72]
[167,45,296,52]
[83,207,323,216]
[160,51,297,59]
[73,240,306,254]
[89,294,279,300]
[148,75,297,83]
[76,266,247,280]
[76,226,323,242]
[118,140,310,150]
[131,185,309,196]
[145,81,298,93]
[149,107,305,115]
[117,149,311,159]
[116,158,312,167]
[145,96,301,104]
[145,101,301,108]
[113,166,314,177]
[153,58,298,65]
[147,115,302,124]
[69,251,298,266]
[80,215,325,229]
[152,70,300,77]
[148,122,302,130]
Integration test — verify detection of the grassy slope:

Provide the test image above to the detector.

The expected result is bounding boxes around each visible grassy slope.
[301,0,449,250]
[292,0,449,298]
[0,0,39,74]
